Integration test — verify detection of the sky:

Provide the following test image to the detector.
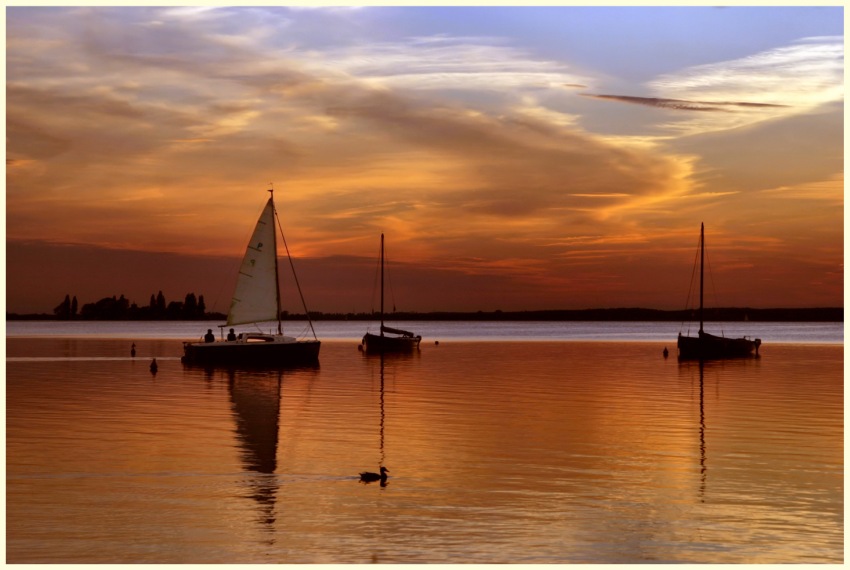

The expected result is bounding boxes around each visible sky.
[5,5,845,315]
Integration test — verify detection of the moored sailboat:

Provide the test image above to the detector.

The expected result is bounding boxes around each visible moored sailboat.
[677,223,761,360]
[362,234,421,353]
[182,188,320,367]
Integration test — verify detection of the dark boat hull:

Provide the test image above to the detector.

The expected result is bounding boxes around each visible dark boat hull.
[362,332,421,353]
[182,337,320,367]
[677,331,760,360]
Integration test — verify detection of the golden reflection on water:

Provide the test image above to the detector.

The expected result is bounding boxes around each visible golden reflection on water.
[6,338,843,563]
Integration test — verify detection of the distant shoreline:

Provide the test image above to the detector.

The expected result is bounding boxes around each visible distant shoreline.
[6,307,843,322]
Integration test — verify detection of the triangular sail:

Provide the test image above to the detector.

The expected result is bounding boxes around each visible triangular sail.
[227,197,280,326]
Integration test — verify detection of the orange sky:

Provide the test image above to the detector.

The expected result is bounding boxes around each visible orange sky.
[5,7,844,314]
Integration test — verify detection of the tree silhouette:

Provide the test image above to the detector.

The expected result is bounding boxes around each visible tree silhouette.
[44,292,222,320]
[183,292,198,319]
[53,294,72,319]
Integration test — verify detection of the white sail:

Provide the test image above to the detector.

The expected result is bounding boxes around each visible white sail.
[227,197,280,326]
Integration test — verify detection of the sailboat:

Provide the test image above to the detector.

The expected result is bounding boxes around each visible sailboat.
[361,234,422,353]
[677,223,761,360]
[182,189,321,366]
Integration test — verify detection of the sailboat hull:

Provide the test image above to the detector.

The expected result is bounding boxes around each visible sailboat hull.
[362,332,421,353]
[677,331,760,360]
[182,335,320,367]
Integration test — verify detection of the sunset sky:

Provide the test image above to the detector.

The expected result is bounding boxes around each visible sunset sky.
[6,5,844,315]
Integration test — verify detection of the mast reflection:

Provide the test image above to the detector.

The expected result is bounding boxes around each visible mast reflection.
[379,355,386,470]
[680,361,707,502]
[698,361,706,501]
[361,351,415,487]
[681,357,759,502]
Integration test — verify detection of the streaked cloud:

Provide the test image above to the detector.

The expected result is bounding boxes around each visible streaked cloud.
[581,94,788,112]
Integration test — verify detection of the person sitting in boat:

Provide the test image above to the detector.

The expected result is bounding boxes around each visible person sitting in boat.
[204,329,215,343]
[226,328,237,341]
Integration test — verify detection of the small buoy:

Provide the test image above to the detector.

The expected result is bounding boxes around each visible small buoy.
[435,340,440,346]
[131,343,136,358]
[663,347,669,358]
[357,344,364,352]
[150,358,158,374]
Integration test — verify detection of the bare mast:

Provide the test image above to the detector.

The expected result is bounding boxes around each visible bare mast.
[380,233,385,336]
[699,222,704,335]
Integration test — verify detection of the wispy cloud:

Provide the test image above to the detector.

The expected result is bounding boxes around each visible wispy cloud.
[299,33,594,106]
[655,36,843,134]
[584,36,842,137]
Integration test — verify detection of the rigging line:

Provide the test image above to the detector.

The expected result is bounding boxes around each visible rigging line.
[384,244,398,313]
[704,244,724,336]
[273,207,318,341]
[370,240,381,317]
[682,232,701,334]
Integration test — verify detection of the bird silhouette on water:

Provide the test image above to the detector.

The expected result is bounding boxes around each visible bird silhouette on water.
[150,358,158,374]
[359,466,389,485]
[131,343,136,358]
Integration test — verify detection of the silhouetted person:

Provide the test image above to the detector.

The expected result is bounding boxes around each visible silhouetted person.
[150,358,158,374]
[663,347,669,358]
[131,343,136,358]
[227,328,237,341]
[204,329,215,343]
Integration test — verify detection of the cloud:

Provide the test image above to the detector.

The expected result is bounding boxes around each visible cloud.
[581,36,842,137]
[581,94,788,112]
[654,36,843,134]
[304,34,593,96]
[7,6,690,267]
[5,8,843,312]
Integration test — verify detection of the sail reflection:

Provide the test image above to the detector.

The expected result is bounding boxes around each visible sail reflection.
[228,370,283,528]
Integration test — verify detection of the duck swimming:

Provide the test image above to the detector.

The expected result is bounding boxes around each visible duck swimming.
[359,466,389,484]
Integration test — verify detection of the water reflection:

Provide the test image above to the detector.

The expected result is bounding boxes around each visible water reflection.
[6,340,843,563]
[679,360,709,502]
[699,362,706,501]
[223,365,318,531]
[359,352,416,487]
[679,357,762,504]
[228,370,282,529]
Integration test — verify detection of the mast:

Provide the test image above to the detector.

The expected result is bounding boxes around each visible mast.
[380,233,385,336]
[270,187,283,335]
[699,222,704,334]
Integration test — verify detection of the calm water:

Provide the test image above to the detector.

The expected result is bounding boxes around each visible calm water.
[5,325,843,563]
[6,319,844,343]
